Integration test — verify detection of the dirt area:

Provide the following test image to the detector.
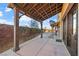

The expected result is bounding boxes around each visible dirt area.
[0,24,40,53]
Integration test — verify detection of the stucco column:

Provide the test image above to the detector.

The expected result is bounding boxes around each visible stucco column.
[13,7,20,52]
[60,21,63,40]
[41,21,43,38]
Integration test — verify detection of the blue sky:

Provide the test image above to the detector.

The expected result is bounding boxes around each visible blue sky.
[0,3,57,29]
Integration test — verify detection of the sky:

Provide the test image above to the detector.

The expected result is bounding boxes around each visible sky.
[0,3,58,29]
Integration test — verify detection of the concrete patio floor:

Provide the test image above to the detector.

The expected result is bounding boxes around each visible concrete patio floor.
[0,32,70,56]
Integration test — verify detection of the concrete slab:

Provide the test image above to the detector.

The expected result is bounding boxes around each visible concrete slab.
[16,32,70,56]
[0,49,18,56]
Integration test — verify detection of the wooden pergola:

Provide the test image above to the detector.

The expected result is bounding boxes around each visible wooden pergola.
[8,3,63,51]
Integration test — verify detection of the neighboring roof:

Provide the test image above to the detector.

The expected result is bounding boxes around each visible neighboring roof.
[8,3,63,22]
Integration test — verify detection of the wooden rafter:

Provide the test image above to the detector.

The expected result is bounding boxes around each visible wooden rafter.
[42,8,49,18]
[33,8,46,20]
[22,4,27,8]
[44,7,62,18]
[28,4,38,12]
[8,3,63,22]
[40,4,56,14]
[27,4,47,20]
[37,4,47,11]
[49,4,53,15]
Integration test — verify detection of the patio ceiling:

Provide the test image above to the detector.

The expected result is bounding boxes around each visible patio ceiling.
[8,3,63,22]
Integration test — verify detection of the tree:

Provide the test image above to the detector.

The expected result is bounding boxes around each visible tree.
[49,20,55,28]
[30,20,39,29]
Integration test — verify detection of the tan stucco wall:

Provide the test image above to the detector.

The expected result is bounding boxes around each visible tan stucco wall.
[61,3,74,20]
[58,3,74,40]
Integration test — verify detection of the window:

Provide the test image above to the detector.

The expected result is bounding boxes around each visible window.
[73,12,77,35]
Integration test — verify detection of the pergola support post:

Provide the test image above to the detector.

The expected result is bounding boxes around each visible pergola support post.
[13,7,20,52]
[41,21,43,38]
